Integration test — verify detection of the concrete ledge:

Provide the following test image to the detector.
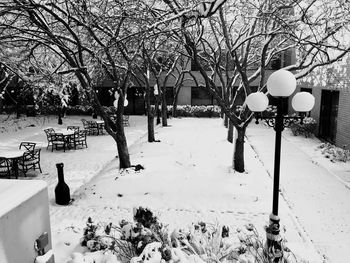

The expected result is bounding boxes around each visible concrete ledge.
[0,179,53,263]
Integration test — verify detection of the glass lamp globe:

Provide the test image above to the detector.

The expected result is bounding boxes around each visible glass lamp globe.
[113,100,118,108]
[245,92,269,112]
[292,92,315,112]
[124,99,129,107]
[267,69,296,97]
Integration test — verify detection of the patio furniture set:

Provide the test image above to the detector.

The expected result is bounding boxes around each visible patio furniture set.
[44,125,88,152]
[0,142,42,179]
[0,119,108,179]
[81,119,105,135]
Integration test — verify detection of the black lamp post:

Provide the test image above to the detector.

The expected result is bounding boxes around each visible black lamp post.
[245,69,315,261]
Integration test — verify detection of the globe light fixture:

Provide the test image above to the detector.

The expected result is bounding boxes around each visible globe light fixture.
[292,91,315,112]
[154,84,159,96]
[114,91,120,100]
[244,70,315,261]
[246,92,269,112]
[267,69,297,97]
[113,100,118,108]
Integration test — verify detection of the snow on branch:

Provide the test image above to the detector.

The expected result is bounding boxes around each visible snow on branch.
[57,67,87,75]
[196,0,227,18]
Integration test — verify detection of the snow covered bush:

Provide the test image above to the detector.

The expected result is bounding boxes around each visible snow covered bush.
[318,143,350,162]
[169,105,220,117]
[73,207,307,263]
[290,117,316,138]
[67,105,94,115]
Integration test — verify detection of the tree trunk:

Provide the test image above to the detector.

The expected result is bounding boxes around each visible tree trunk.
[224,114,228,127]
[114,95,131,168]
[161,86,168,126]
[227,120,233,143]
[145,85,156,142]
[94,90,131,169]
[155,96,161,125]
[172,92,179,118]
[16,102,20,119]
[220,108,224,119]
[147,113,155,142]
[172,102,178,118]
[115,125,130,168]
[172,81,183,118]
[233,126,246,173]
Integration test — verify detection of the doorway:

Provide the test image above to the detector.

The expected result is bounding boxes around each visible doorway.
[319,90,339,143]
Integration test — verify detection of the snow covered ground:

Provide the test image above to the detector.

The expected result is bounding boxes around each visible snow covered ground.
[246,124,350,263]
[1,114,349,262]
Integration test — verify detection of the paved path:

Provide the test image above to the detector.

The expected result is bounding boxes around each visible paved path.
[50,118,320,262]
[246,123,350,263]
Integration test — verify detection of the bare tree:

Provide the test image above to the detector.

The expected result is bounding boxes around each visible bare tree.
[0,0,164,168]
[164,0,350,172]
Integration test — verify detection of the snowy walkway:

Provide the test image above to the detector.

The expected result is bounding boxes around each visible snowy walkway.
[246,123,350,263]
[47,118,320,262]
[1,116,326,262]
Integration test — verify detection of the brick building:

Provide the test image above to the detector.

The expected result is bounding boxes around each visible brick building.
[298,55,350,149]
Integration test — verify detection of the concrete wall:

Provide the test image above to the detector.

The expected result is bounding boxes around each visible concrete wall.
[177,86,192,105]
[0,180,53,263]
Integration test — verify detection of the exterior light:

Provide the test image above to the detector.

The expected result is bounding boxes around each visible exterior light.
[114,91,119,100]
[292,92,315,112]
[246,92,269,112]
[267,69,296,97]
[154,84,158,96]
[244,69,315,261]
[124,99,128,107]
[113,100,118,108]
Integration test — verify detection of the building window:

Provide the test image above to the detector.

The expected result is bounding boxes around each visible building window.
[283,49,293,67]
[191,87,213,105]
[165,87,174,105]
[270,54,282,70]
[300,87,312,94]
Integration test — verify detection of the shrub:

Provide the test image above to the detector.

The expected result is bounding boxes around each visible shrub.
[66,105,94,115]
[318,143,350,162]
[77,207,306,263]
[290,117,316,137]
[170,105,221,118]
[3,103,222,118]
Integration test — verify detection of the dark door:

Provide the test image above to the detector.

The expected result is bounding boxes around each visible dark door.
[319,90,339,143]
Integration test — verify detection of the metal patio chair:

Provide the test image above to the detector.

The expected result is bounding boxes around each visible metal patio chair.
[44,128,55,149]
[0,158,12,178]
[19,141,36,152]
[18,149,42,176]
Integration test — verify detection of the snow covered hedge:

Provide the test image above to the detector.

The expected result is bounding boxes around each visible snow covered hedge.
[290,117,316,138]
[318,143,350,162]
[170,105,220,117]
[67,207,307,263]
[2,104,220,117]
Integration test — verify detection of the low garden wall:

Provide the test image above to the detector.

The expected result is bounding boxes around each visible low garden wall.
[0,180,53,263]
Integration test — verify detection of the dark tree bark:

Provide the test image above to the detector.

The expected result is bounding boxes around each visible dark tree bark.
[227,120,233,143]
[233,126,246,173]
[224,114,229,128]
[161,85,168,126]
[145,83,155,142]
